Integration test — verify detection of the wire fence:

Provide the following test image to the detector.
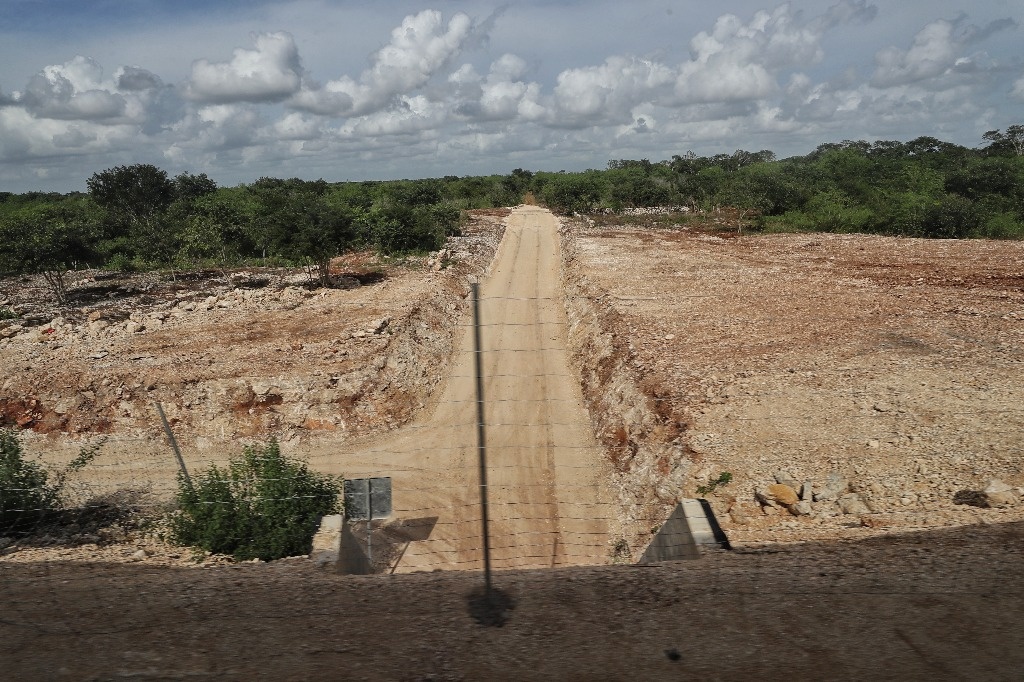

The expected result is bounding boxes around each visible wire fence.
[2,284,1022,577]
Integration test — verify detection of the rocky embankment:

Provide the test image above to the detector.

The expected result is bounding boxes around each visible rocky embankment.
[567,219,1024,546]
[0,211,506,456]
[560,219,690,557]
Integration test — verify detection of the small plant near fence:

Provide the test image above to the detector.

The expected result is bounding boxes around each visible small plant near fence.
[170,440,342,561]
[0,428,103,535]
[696,471,733,497]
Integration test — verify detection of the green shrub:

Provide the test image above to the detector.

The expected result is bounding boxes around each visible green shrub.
[972,213,1024,240]
[0,306,18,320]
[0,429,57,534]
[696,471,733,497]
[171,440,342,561]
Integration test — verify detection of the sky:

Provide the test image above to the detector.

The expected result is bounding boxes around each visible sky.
[0,0,1022,193]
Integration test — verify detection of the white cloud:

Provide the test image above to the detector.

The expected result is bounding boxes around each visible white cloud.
[338,95,447,138]
[1012,74,1024,100]
[291,10,472,117]
[476,54,546,121]
[115,66,163,92]
[871,19,962,87]
[553,56,675,125]
[1,2,1022,192]
[185,32,303,103]
[870,16,1016,88]
[19,56,127,121]
[673,3,845,105]
[0,104,136,163]
[273,112,322,141]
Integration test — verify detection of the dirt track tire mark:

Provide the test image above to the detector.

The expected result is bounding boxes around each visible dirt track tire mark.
[329,207,616,572]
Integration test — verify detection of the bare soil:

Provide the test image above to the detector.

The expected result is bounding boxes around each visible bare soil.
[565,220,1024,545]
[2,208,1023,679]
[2,521,1022,680]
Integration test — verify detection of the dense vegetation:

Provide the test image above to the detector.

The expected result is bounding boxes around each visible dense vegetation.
[1,126,1021,302]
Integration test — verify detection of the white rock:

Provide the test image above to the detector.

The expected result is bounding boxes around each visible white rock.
[838,493,871,515]
[790,501,813,516]
[814,472,849,502]
[984,479,1013,494]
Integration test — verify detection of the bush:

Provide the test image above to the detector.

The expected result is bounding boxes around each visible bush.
[0,429,57,534]
[539,173,605,214]
[972,213,1024,240]
[171,440,342,561]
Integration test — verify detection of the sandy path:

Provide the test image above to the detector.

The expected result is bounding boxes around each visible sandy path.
[320,206,616,571]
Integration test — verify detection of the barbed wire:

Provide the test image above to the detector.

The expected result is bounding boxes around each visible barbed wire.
[4,282,1019,579]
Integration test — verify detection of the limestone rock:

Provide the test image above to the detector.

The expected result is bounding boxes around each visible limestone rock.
[768,483,799,506]
[754,487,776,508]
[800,481,813,501]
[774,470,800,490]
[985,479,1013,494]
[814,472,849,502]
[984,481,1018,508]
[838,492,871,515]
[986,490,1018,508]
[789,501,813,516]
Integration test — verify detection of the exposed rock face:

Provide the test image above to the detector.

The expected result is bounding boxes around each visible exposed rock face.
[0,213,506,450]
[560,221,690,555]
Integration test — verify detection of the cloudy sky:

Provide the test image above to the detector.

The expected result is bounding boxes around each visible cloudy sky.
[1,0,1021,192]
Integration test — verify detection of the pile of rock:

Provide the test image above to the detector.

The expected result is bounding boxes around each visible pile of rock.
[425,249,453,272]
[754,470,879,518]
[753,469,1022,521]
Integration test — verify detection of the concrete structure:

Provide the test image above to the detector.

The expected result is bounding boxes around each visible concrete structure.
[638,499,730,564]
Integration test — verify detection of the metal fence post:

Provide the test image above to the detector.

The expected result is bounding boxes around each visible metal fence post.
[155,402,192,492]
[472,282,493,594]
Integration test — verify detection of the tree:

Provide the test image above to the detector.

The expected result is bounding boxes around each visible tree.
[0,201,99,303]
[173,172,218,202]
[282,198,357,286]
[539,173,605,214]
[982,125,1024,157]
[249,179,357,283]
[87,164,178,266]
[87,164,176,227]
[606,166,672,209]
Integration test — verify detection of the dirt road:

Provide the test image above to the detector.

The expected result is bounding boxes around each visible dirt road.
[320,206,617,571]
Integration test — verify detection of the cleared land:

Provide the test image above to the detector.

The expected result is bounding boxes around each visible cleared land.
[315,205,617,571]
[2,209,1023,678]
[569,219,1024,543]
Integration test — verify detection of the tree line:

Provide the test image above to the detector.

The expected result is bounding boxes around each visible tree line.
[1,125,1021,303]
[535,125,1024,241]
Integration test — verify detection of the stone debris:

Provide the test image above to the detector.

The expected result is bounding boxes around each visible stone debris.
[0,211,506,443]
[983,479,1019,508]
[838,493,872,515]
[767,483,799,507]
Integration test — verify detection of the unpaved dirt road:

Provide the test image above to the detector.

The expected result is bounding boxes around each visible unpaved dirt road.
[318,206,617,571]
